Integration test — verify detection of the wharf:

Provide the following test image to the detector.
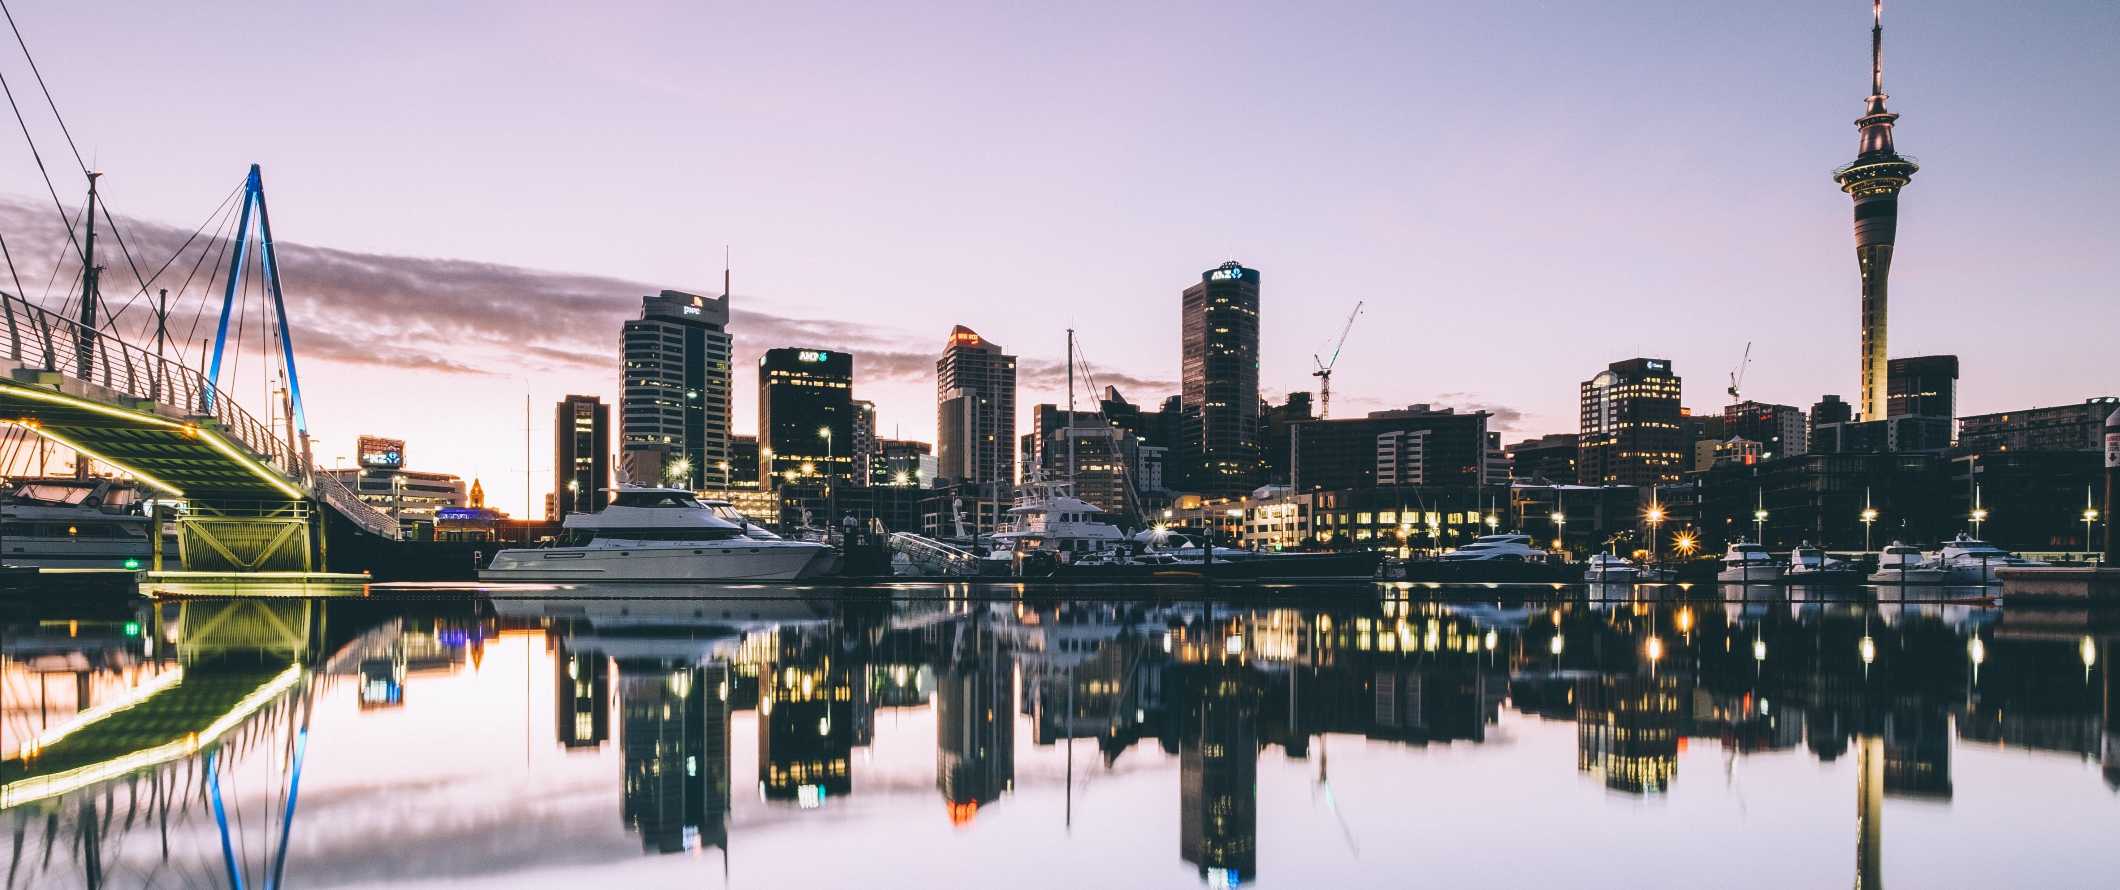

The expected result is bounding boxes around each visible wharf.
[1997,567,2120,605]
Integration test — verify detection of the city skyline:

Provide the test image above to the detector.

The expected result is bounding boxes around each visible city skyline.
[0,2,2114,514]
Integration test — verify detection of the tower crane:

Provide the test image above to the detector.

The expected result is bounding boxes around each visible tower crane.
[1312,301,1363,419]
[1727,341,1753,403]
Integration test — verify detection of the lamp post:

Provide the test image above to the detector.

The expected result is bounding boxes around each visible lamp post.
[719,459,730,490]
[2085,506,2100,561]
[1485,513,1499,534]
[819,426,835,527]
[1644,502,1665,564]
[1551,510,1567,556]
[566,478,580,515]
[1860,485,1877,553]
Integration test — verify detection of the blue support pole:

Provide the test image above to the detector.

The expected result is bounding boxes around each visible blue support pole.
[266,728,308,890]
[206,165,262,410]
[249,168,308,439]
[206,749,248,890]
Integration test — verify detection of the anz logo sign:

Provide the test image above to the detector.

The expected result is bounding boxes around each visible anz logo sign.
[1208,265,1248,282]
[798,350,829,363]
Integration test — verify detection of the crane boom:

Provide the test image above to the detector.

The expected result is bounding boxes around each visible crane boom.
[1311,301,1363,419]
[1727,341,1753,402]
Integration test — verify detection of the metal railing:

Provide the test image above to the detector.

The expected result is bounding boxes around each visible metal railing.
[887,532,985,576]
[0,290,400,540]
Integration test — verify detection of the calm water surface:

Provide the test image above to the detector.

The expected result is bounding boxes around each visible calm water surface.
[2,582,2115,889]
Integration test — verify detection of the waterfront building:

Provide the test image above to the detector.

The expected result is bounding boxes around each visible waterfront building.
[1886,355,1958,422]
[1290,404,1492,491]
[1577,358,1686,486]
[1507,433,1579,484]
[1238,484,1509,551]
[553,395,610,516]
[1957,397,2120,454]
[1259,392,1313,486]
[1810,395,1855,452]
[1833,1,1920,421]
[851,399,878,484]
[620,289,732,488]
[1507,483,1644,556]
[727,434,760,489]
[937,326,1016,534]
[1695,452,1948,551]
[1947,451,2104,552]
[1723,401,1809,461]
[321,437,466,536]
[1179,261,1262,498]
[873,439,935,487]
[758,348,854,487]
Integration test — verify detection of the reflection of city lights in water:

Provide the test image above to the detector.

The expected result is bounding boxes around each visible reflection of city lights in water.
[1968,638,1985,665]
[1483,629,1498,651]
[1645,637,1664,662]
[1550,635,1564,656]
[2082,636,2097,668]
[1675,608,1693,634]
[1860,635,1877,665]
[1225,634,1244,656]
[1753,639,1767,661]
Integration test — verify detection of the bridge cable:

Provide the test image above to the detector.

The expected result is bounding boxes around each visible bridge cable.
[0,61,84,268]
[174,196,246,366]
[100,179,244,335]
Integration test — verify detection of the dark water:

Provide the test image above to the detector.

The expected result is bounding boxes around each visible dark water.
[2,582,2116,889]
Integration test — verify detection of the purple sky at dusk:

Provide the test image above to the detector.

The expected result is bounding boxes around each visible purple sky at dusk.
[1,1,2114,515]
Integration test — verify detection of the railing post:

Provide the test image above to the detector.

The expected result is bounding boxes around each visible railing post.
[1,292,20,363]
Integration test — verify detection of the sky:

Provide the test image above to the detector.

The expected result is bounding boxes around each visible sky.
[0,0,2114,516]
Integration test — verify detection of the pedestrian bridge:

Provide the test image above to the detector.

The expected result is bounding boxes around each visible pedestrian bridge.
[0,287,399,572]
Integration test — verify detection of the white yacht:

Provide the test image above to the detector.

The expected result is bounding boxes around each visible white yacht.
[990,478,1129,561]
[1868,541,1947,585]
[1934,533,2045,584]
[0,478,153,569]
[698,497,780,540]
[1583,553,1638,584]
[1786,545,1861,584]
[1717,541,1782,583]
[481,486,834,582]
[1439,533,1551,564]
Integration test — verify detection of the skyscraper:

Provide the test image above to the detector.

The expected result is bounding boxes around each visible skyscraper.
[757,348,854,487]
[620,289,732,488]
[1833,0,1919,421]
[553,395,610,516]
[1180,261,1261,497]
[1578,358,1685,486]
[1885,355,1958,421]
[936,326,1016,487]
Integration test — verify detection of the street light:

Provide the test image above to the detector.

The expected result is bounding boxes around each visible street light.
[1551,510,1566,555]
[1485,513,1499,533]
[665,457,691,486]
[1970,506,1988,538]
[566,478,581,515]
[2085,507,2100,560]
[1644,503,1665,563]
[1673,531,1698,559]
[1860,486,1878,553]
[1753,507,1768,544]
[718,459,731,489]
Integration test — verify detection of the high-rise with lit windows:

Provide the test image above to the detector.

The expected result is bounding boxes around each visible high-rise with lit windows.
[553,394,610,515]
[620,290,731,488]
[1180,261,1261,497]
[1578,358,1685,486]
[758,348,854,487]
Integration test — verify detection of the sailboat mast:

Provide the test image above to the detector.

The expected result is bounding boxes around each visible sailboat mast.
[1065,329,1076,487]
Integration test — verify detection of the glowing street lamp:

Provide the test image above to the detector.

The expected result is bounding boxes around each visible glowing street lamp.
[1485,513,1499,533]
[2083,486,2100,559]
[1644,502,1665,562]
[1860,486,1878,553]
[665,457,691,485]
[1969,484,1987,537]
[1551,510,1567,555]
[1673,531,1698,559]
[1753,508,1768,544]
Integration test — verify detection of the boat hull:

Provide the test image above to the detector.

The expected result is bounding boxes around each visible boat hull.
[1717,564,1784,583]
[479,543,834,582]
[1052,551,1383,581]
[1868,567,1950,585]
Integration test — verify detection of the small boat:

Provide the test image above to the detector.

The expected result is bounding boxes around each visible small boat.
[1867,541,1948,585]
[1583,553,1638,584]
[481,485,834,582]
[1716,541,1782,583]
[1786,544,1862,584]
[1934,533,2045,584]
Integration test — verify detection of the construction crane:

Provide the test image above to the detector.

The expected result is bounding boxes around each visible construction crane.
[1727,341,1753,403]
[1312,300,1364,419]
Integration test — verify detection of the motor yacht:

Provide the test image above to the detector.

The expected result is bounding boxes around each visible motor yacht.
[1438,533,1551,564]
[1717,541,1782,583]
[1934,533,2045,584]
[0,478,153,569]
[1786,545,1861,584]
[990,477,1130,562]
[1583,553,1638,584]
[481,486,834,582]
[698,497,780,540]
[1867,541,1948,585]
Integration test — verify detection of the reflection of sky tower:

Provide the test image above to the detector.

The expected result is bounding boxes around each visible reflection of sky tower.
[1833,0,1919,421]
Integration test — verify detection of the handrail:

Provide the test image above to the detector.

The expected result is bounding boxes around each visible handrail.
[887,531,983,576]
[0,289,400,540]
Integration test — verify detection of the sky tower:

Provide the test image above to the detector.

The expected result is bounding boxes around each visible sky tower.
[1833,0,1919,421]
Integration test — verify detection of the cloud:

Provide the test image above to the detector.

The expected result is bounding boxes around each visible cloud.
[1431,391,1530,429]
[0,195,1169,395]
